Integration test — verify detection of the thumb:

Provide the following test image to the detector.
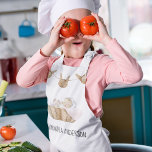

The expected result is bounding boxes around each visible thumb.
[83,35,95,41]
[63,37,75,43]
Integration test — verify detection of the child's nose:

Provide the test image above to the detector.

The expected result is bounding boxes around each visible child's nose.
[76,31,83,37]
[76,26,83,37]
[74,20,83,37]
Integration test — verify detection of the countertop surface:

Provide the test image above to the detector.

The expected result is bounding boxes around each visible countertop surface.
[0,114,50,152]
[5,79,152,102]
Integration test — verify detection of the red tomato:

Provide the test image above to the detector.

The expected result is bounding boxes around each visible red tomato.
[80,15,99,35]
[0,125,16,140]
[60,18,79,38]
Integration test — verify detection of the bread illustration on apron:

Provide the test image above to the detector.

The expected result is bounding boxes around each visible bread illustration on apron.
[62,98,73,108]
[48,70,57,78]
[75,73,87,84]
[58,73,70,88]
[48,98,82,123]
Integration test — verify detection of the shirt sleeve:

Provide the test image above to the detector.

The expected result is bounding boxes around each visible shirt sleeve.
[16,49,58,88]
[102,38,143,85]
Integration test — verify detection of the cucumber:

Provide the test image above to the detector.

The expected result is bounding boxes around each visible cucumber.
[8,146,33,152]
[0,144,8,148]
[2,147,10,152]
[9,142,22,147]
[22,141,42,152]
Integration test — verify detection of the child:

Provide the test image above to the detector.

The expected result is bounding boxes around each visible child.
[16,0,143,151]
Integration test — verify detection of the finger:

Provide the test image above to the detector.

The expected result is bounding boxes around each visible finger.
[54,17,67,33]
[99,16,104,21]
[91,12,103,33]
[58,36,74,46]
[56,17,66,28]
[54,16,65,27]
[83,35,96,41]
[56,18,67,30]
[49,27,54,35]
[99,17,106,27]
[99,17,105,25]
[63,37,75,43]
[91,12,102,26]
[50,17,67,39]
[53,17,66,32]
[91,12,103,25]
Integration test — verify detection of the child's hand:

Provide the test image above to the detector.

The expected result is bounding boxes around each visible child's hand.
[83,12,112,46]
[41,16,75,56]
[49,16,75,50]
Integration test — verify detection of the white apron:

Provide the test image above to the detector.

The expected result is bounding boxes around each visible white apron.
[46,50,112,152]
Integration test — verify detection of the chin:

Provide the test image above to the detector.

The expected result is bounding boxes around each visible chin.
[69,51,85,59]
[63,45,89,58]
[73,46,87,52]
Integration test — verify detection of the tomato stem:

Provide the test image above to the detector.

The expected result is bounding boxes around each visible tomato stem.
[63,22,71,31]
[87,21,96,26]
[6,125,12,127]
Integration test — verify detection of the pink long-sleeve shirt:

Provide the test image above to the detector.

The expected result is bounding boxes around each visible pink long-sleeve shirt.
[16,38,143,117]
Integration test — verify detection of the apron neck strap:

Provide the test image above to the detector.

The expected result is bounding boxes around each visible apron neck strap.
[54,49,97,71]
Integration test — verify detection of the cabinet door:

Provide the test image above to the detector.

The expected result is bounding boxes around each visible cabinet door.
[102,87,144,145]
[142,86,152,146]
[4,97,49,139]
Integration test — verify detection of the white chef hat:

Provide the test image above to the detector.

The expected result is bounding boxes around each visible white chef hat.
[38,0,101,35]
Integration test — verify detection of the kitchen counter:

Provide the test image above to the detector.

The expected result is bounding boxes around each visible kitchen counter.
[0,114,50,152]
[5,79,152,102]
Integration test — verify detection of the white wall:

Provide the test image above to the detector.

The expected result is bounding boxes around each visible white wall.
[0,0,49,57]
[109,0,130,51]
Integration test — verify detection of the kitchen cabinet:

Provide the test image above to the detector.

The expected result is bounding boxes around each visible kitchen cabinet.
[3,81,152,146]
[102,85,152,146]
[3,97,49,139]
[102,86,147,145]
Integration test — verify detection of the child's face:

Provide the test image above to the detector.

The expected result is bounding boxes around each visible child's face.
[61,8,92,58]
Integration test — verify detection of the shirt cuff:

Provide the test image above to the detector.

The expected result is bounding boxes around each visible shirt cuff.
[40,49,50,57]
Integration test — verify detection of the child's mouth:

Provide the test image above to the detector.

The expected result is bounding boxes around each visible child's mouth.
[72,42,82,46]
